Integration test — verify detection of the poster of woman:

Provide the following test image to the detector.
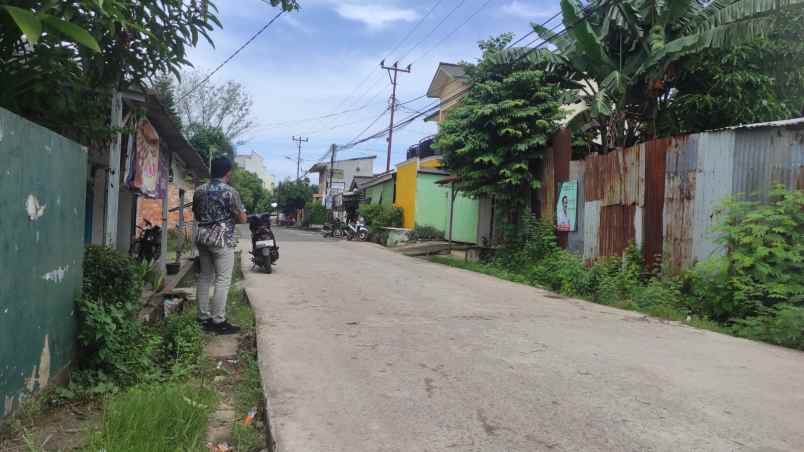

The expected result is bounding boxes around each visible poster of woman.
[556,181,577,232]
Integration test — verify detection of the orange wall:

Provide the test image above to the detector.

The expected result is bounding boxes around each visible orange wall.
[394,160,418,229]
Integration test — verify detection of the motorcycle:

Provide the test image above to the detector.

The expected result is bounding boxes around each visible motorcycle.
[322,218,346,239]
[248,213,279,273]
[130,220,161,262]
[345,221,369,241]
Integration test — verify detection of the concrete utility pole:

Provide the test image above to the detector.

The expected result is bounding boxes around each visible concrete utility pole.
[292,136,308,180]
[104,91,123,247]
[328,143,337,221]
[380,60,411,172]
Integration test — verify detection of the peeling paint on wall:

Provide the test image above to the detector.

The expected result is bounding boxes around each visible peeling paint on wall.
[38,335,50,389]
[25,194,46,221]
[3,396,13,417]
[42,266,69,283]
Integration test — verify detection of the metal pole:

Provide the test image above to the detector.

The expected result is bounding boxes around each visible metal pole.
[448,183,455,254]
[380,61,411,173]
[177,189,185,262]
[328,143,336,222]
[292,136,308,181]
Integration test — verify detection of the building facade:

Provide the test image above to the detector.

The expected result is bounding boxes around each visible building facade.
[236,151,275,192]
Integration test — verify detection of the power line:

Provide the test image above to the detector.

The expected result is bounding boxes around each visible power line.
[411,0,494,64]
[178,10,285,102]
[396,0,468,63]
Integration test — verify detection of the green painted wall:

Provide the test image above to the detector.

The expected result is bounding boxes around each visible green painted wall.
[414,173,479,244]
[0,108,87,417]
[364,179,394,208]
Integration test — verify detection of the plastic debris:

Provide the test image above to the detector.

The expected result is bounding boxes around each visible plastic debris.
[243,407,258,426]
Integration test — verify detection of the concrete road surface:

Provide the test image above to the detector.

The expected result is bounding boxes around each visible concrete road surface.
[240,227,804,452]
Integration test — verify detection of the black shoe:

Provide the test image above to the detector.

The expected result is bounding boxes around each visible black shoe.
[211,320,241,335]
[198,318,213,330]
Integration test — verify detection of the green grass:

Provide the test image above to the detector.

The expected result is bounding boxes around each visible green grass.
[83,383,215,452]
[430,256,530,285]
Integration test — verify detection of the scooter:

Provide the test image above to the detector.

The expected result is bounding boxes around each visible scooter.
[130,220,161,262]
[248,213,279,273]
[345,221,369,241]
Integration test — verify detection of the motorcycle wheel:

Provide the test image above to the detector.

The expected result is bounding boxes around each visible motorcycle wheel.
[333,229,343,239]
[358,230,368,241]
[265,262,273,274]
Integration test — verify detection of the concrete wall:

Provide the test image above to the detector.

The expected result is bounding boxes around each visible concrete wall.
[0,108,87,417]
[318,158,375,198]
[394,160,418,229]
[236,152,274,191]
[415,174,479,244]
[365,179,394,207]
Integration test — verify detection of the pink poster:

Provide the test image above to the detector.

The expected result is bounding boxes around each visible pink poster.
[131,119,161,198]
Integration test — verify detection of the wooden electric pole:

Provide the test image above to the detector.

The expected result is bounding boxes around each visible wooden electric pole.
[380,60,411,172]
[292,136,308,180]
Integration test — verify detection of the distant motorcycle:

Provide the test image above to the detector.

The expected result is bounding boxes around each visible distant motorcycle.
[345,221,369,241]
[248,213,279,273]
[322,219,346,239]
[130,220,161,262]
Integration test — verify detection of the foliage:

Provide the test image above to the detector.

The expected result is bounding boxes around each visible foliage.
[731,304,804,350]
[523,0,804,148]
[230,166,272,214]
[162,313,204,378]
[84,383,215,452]
[713,187,804,313]
[82,246,147,310]
[410,225,445,241]
[0,0,221,145]
[275,179,315,216]
[187,125,235,163]
[176,70,257,144]
[434,35,564,221]
[359,204,404,230]
[657,14,804,135]
[305,201,328,225]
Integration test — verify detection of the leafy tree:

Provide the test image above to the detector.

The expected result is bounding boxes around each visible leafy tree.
[523,0,804,148]
[187,126,235,164]
[176,70,256,144]
[433,35,564,223]
[274,180,314,216]
[229,167,272,214]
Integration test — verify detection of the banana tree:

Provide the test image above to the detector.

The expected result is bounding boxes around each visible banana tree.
[528,0,804,149]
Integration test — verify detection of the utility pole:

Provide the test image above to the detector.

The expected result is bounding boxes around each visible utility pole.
[292,135,308,180]
[328,144,337,221]
[380,60,411,172]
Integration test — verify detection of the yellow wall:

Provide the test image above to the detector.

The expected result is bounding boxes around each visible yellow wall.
[394,160,418,228]
[437,79,468,124]
[419,156,442,169]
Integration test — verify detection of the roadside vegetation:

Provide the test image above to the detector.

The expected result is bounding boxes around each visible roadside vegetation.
[433,187,804,350]
[360,204,404,244]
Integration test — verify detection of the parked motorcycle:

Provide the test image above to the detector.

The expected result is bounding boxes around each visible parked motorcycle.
[345,221,369,241]
[322,218,346,239]
[130,220,161,262]
[248,213,279,273]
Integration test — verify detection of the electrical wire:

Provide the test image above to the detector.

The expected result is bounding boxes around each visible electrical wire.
[411,0,494,65]
[178,10,285,102]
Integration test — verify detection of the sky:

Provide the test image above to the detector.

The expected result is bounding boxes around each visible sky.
[185,0,560,183]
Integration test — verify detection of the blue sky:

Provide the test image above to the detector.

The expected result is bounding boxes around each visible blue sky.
[186,0,559,183]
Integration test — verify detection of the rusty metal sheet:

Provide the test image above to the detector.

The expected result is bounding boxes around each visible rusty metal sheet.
[583,153,602,201]
[643,137,670,269]
[567,160,585,255]
[692,131,734,263]
[663,135,698,272]
[598,204,637,257]
[622,144,645,207]
[553,128,572,248]
[601,151,624,206]
[583,200,600,260]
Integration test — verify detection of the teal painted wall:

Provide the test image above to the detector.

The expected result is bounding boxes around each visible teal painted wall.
[414,174,479,244]
[0,108,87,417]
[364,180,394,207]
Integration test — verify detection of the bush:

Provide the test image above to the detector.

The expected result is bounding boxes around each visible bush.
[359,204,404,230]
[82,245,147,310]
[305,201,328,226]
[731,304,804,350]
[410,225,444,241]
[162,313,204,377]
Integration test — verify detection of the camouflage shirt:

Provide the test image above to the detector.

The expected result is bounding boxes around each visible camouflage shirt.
[192,179,245,248]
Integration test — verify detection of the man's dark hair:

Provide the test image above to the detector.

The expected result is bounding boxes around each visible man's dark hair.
[211,157,233,178]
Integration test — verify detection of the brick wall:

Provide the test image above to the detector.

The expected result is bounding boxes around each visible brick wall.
[137,182,194,230]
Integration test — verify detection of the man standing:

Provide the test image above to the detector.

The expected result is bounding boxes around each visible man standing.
[193,157,247,334]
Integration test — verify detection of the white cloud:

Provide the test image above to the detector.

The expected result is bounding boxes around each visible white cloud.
[335,3,418,29]
[501,1,553,19]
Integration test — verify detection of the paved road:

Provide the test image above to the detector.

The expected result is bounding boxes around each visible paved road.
[240,228,804,452]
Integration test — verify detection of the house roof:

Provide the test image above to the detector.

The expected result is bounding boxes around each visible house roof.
[418,168,450,176]
[308,155,377,173]
[349,175,374,191]
[716,116,804,131]
[426,63,468,98]
[360,172,395,189]
[144,92,208,175]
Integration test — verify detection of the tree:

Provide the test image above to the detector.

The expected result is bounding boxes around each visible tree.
[230,167,272,214]
[433,35,564,221]
[274,180,314,216]
[187,126,235,164]
[176,71,256,144]
[523,0,804,148]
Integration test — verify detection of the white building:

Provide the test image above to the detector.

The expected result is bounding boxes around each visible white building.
[309,155,376,202]
[235,151,275,191]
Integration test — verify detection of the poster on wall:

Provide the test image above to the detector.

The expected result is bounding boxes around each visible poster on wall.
[556,181,578,232]
[130,119,162,198]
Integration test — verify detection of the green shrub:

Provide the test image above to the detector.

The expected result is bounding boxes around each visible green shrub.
[713,187,804,311]
[82,245,147,311]
[359,204,403,230]
[162,312,204,378]
[305,201,328,225]
[410,225,444,241]
[731,304,804,350]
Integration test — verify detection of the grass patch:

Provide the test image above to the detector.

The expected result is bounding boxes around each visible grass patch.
[83,383,215,452]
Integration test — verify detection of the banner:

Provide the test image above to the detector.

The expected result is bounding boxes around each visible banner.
[556,181,578,232]
[130,119,162,198]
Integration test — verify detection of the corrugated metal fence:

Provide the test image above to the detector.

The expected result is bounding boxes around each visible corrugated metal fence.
[0,108,86,417]
[550,120,804,272]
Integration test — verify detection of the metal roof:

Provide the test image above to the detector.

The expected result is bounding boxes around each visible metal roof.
[308,155,377,173]
[426,62,468,98]
[360,172,394,189]
[144,92,208,175]
[716,117,804,131]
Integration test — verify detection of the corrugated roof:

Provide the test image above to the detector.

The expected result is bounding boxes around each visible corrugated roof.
[716,117,804,131]
[308,155,377,173]
[360,172,394,189]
